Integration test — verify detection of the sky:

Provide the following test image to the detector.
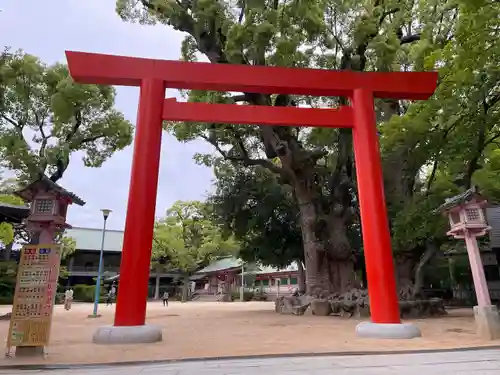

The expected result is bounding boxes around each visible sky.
[0,0,215,231]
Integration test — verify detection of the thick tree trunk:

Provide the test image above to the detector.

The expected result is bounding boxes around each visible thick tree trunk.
[154,274,160,300]
[327,260,357,293]
[326,216,357,293]
[3,241,13,261]
[181,275,190,303]
[297,260,306,294]
[296,192,356,295]
[296,199,323,294]
[412,240,439,299]
[395,251,417,290]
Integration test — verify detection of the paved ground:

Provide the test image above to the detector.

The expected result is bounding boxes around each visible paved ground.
[0,302,499,367]
[1,349,499,374]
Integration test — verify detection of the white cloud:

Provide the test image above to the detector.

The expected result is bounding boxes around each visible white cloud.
[0,0,215,230]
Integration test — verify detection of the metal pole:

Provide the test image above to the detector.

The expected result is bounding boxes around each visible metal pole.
[93,212,109,317]
[240,263,244,302]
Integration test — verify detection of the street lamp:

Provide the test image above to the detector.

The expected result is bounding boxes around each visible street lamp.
[240,262,244,302]
[91,209,112,317]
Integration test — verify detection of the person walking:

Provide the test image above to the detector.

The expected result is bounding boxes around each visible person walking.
[106,290,114,306]
[64,288,73,311]
[106,282,117,307]
[162,291,169,307]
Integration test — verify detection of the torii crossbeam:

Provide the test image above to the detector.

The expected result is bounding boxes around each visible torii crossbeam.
[66,51,437,343]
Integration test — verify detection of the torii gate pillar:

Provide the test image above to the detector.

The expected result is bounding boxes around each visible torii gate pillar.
[65,51,437,344]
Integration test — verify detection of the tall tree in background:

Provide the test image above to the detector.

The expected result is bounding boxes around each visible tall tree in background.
[117,0,499,296]
[0,50,127,260]
[153,200,237,301]
[381,0,500,295]
[208,160,307,291]
[0,50,133,183]
[115,0,453,294]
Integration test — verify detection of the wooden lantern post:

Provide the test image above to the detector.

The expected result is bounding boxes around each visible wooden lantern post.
[438,188,500,340]
[7,176,85,357]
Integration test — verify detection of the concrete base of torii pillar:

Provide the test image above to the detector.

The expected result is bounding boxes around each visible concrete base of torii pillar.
[92,325,162,345]
[355,322,421,339]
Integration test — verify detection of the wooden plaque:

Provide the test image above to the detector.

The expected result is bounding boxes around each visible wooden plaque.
[6,244,61,348]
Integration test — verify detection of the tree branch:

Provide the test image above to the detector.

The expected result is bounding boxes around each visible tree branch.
[65,110,82,142]
[0,114,19,128]
[200,133,284,175]
[238,2,245,23]
[379,8,400,26]
[400,34,421,44]
[78,134,106,145]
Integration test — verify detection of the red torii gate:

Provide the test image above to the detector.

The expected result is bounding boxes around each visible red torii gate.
[66,51,437,343]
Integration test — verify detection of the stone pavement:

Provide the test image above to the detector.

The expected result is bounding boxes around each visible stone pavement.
[1,348,500,374]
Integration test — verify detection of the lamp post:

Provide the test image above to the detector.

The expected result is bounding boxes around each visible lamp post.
[240,262,244,302]
[91,209,112,318]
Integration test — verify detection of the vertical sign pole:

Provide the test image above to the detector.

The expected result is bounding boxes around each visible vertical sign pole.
[114,79,165,327]
[351,89,420,338]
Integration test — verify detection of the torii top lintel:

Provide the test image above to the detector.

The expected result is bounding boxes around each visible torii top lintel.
[65,51,437,100]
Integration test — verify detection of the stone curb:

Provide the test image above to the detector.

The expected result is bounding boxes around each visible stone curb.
[1,345,500,371]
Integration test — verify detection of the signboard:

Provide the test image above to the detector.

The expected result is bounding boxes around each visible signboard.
[6,244,61,348]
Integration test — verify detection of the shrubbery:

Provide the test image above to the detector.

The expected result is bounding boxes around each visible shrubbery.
[73,284,107,303]
[230,290,254,301]
[0,276,16,305]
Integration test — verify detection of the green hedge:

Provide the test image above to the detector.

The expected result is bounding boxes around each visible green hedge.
[0,277,16,303]
[73,284,107,303]
[0,295,13,305]
[230,291,254,302]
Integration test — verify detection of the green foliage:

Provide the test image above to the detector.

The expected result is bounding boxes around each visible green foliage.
[0,175,26,245]
[72,284,107,302]
[209,161,303,268]
[0,50,133,182]
[0,261,18,302]
[57,234,76,260]
[118,0,500,288]
[391,180,457,251]
[0,222,14,248]
[230,290,254,302]
[381,0,500,251]
[152,200,238,275]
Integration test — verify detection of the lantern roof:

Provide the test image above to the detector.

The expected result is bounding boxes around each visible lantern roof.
[436,186,488,213]
[14,175,86,206]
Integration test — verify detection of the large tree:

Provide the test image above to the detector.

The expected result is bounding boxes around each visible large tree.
[117,0,499,295]
[116,0,449,294]
[381,0,500,295]
[208,160,306,290]
[152,200,237,301]
[0,49,133,183]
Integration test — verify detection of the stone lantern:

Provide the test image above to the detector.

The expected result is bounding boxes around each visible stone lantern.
[438,187,500,340]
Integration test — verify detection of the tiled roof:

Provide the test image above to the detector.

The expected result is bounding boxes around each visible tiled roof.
[0,202,30,224]
[16,175,86,206]
[196,257,243,273]
[436,187,487,213]
[197,257,299,275]
[65,226,124,252]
